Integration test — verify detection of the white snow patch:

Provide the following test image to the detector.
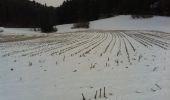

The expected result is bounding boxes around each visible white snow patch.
[90,15,170,33]
[56,15,170,33]
[0,28,45,36]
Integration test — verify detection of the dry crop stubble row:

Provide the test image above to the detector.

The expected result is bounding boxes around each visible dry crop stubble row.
[0,30,169,63]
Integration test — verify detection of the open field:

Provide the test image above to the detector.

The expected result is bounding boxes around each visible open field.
[0,30,170,100]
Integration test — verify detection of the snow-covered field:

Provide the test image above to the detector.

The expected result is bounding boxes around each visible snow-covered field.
[0,16,170,100]
[90,16,170,33]
[56,15,170,33]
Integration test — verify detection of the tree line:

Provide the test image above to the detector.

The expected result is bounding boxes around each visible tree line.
[57,0,170,24]
[0,0,56,27]
[0,0,170,30]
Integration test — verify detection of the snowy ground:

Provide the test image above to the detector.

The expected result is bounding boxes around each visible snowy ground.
[56,15,170,33]
[90,16,170,33]
[0,16,170,100]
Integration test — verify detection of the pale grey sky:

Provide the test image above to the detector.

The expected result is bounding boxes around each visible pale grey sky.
[32,0,65,7]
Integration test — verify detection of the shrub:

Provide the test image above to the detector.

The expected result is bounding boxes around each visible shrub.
[40,25,57,33]
[131,15,154,19]
[72,21,89,29]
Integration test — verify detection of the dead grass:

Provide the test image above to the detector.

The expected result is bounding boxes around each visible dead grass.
[0,35,45,43]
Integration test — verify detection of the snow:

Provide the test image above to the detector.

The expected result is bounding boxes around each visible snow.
[0,16,170,100]
[0,28,45,36]
[56,15,170,33]
[90,16,170,33]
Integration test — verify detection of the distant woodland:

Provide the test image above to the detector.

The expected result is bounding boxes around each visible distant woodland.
[0,0,170,28]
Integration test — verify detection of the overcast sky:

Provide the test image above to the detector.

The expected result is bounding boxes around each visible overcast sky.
[32,0,65,7]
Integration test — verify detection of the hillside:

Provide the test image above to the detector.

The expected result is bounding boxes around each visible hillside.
[56,15,170,33]
[0,16,170,100]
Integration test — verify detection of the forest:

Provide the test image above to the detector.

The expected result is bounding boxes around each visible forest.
[0,0,170,29]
